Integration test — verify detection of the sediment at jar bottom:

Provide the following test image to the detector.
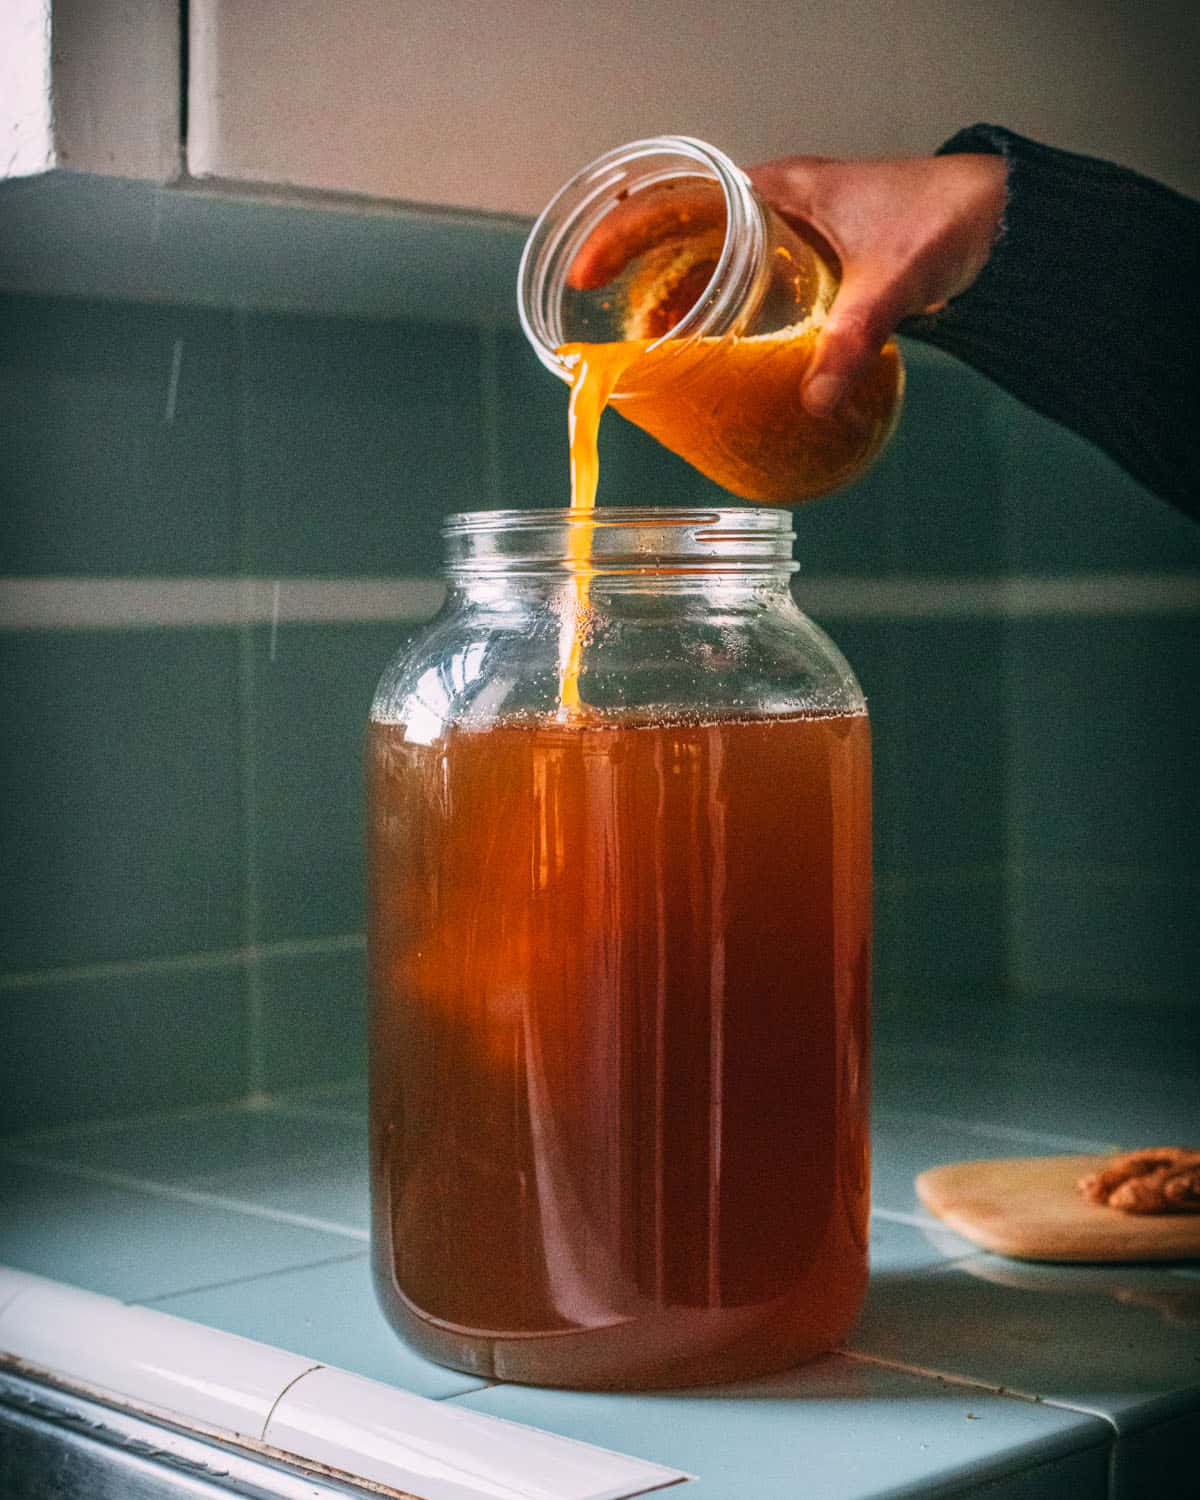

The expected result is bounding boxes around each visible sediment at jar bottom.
[367,711,872,1388]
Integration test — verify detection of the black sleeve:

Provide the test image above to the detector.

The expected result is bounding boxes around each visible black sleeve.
[898,123,1199,518]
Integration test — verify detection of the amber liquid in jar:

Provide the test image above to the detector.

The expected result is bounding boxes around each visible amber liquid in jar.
[368,709,871,1388]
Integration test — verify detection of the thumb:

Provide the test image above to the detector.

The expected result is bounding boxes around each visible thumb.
[801,268,905,417]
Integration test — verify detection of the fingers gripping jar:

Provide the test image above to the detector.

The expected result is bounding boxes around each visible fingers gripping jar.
[518,135,903,502]
[367,508,872,1389]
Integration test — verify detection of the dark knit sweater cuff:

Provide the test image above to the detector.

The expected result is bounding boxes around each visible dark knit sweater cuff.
[898,124,1199,515]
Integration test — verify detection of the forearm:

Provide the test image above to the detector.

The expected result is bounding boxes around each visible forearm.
[899,124,1200,517]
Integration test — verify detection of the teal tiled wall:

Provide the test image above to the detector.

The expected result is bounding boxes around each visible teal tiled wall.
[241,316,486,575]
[1,628,244,971]
[1,289,1196,1132]
[0,298,240,575]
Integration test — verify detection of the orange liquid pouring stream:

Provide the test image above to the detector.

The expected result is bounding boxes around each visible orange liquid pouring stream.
[557,342,640,715]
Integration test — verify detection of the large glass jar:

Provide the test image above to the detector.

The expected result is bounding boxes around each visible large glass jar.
[367,507,871,1389]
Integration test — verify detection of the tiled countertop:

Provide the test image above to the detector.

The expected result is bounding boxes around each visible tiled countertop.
[2,1017,1198,1500]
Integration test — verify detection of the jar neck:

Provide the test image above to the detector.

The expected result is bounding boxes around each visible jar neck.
[518,136,768,380]
[442,507,797,593]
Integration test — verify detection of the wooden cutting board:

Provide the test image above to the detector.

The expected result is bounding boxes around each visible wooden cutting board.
[916,1154,1200,1262]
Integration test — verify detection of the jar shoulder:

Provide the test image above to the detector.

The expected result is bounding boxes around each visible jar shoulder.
[370,592,866,733]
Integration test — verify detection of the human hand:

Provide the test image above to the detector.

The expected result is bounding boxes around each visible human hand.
[567,151,1006,417]
[746,153,1007,413]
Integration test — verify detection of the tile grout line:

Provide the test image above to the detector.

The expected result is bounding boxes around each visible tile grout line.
[478,317,505,509]
[837,1348,1122,1436]
[872,863,1012,889]
[0,577,447,630]
[887,579,912,1002]
[2,573,1198,631]
[0,1089,365,1148]
[998,582,1026,995]
[871,1108,1118,1154]
[1,1090,1109,1169]
[0,935,367,997]
[237,621,267,1099]
[262,1101,367,1125]
[0,1097,282,1147]
[0,1147,370,1243]
[135,1248,369,1308]
[232,310,267,1102]
[272,1078,369,1101]
[869,1207,938,1230]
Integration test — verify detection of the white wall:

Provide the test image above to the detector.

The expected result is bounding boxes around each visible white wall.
[49,0,179,179]
[1,0,53,179]
[188,0,1200,214]
[1,0,178,184]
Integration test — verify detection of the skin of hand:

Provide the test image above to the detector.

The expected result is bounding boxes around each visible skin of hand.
[567,152,1007,418]
[746,153,1008,414]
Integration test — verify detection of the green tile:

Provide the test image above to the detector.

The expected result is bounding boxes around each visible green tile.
[280,1077,368,1118]
[6,1101,334,1182]
[892,352,1006,574]
[1007,616,1198,872]
[257,945,367,1094]
[146,1257,486,1398]
[251,622,409,941]
[242,312,486,575]
[453,1360,1107,1500]
[790,342,1004,580]
[803,617,905,874]
[997,391,1200,573]
[876,868,1011,995]
[0,294,239,575]
[596,404,734,508]
[0,175,527,325]
[0,629,243,973]
[9,1099,369,1229]
[191,1122,369,1231]
[890,618,1010,872]
[0,963,247,1136]
[849,1256,1200,1433]
[1012,867,1200,1002]
[492,328,569,507]
[748,612,1009,887]
[868,1215,978,1270]
[813,616,1011,903]
[886,988,1199,1087]
[807,616,897,706]
[791,436,905,578]
[872,1000,1198,1144]
[869,1112,1092,1220]
[0,1156,353,1301]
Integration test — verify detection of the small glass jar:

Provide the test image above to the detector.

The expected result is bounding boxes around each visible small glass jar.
[518,136,903,502]
[368,507,871,1389]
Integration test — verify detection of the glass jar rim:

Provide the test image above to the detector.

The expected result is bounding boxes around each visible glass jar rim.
[442,505,798,577]
[517,135,764,381]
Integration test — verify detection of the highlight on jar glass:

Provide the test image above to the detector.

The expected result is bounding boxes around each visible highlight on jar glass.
[518,134,904,505]
[367,506,872,1390]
